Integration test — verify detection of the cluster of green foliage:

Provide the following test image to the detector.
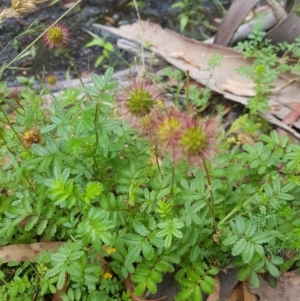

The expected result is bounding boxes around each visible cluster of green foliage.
[159,53,223,112]
[2,2,300,300]
[85,31,115,68]
[235,22,300,115]
[1,64,300,301]
[171,0,225,38]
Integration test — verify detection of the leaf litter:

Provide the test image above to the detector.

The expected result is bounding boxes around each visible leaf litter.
[95,20,300,140]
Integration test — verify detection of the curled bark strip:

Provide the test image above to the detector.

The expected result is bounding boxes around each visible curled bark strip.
[214,0,295,46]
[265,0,287,20]
[214,0,260,46]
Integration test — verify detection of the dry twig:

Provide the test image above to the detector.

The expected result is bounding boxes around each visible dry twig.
[265,0,287,21]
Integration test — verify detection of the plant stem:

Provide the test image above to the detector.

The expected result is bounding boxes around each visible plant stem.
[132,0,141,19]
[154,145,163,177]
[212,0,226,14]
[0,131,33,189]
[203,160,217,232]
[0,105,25,148]
[0,93,24,116]
[170,164,175,199]
[92,103,101,172]
[185,70,191,114]
[218,185,264,227]
[94,103,100,147]
[65,36,113,161]
[62,48,95,103]
[62,48,85,88]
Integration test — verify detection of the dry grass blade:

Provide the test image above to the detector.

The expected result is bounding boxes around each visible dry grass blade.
[0,0,47,25]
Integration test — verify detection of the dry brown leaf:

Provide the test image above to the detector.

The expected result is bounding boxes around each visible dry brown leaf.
[243,283,258,301]
[282,110,300,126]
[284,101,300,111]
[227,282,258,301]
[0,242,64,263]
[254,5,270,14]
[169,50,198,67]
[218,79,256,97]
[227,282,244,301]
[278,101,300,125]
[248,271,300,301]
[169,50,188,57]
[283,249,297,259]
[213,18,223,24]
[219,100,232,116]
[104,15,115,25]
[245,5,271,22]
[19,215,32,227]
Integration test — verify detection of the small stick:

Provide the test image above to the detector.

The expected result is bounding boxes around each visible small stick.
[265,0,287,21]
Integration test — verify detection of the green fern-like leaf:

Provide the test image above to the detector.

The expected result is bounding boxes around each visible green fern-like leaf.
[161,254,181,265]
[232,237,247,257]
[242,241,255,263]
[176,287,194,301]
[199,275,215,294]
[186,267,201,282]
[57,269,66,290]
[134,282,147,297]
[125,244,142,264]
[251,231,275,244]
[266,261,280,277]
[156,218,184,248]
[189,245,201,262]
[77,208,115,250]
[132,262,162,296]
[31,144,49,156]
[154,260,174,273]
[237,265,252,281]
[37,219,48,235]
[24,215,39,231]
[286,145,300,170]
[84,182,103,203]
[132,220,150,237]
[222,234,239,246]
[249,270,260,288]
[233,216,245,235]
[141,239,155,260]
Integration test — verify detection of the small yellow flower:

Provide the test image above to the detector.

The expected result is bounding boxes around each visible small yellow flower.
[102,272,113,279]
[157,99,163,107]
[104,247,116,255]
[157,116,181,142]
[227,137,236,144]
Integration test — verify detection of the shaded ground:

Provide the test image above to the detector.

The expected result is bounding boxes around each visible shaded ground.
[0,0,226,86]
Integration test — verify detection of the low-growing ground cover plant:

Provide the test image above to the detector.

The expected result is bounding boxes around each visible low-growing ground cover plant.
[1,66,300,300]
[1,3,300,301]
